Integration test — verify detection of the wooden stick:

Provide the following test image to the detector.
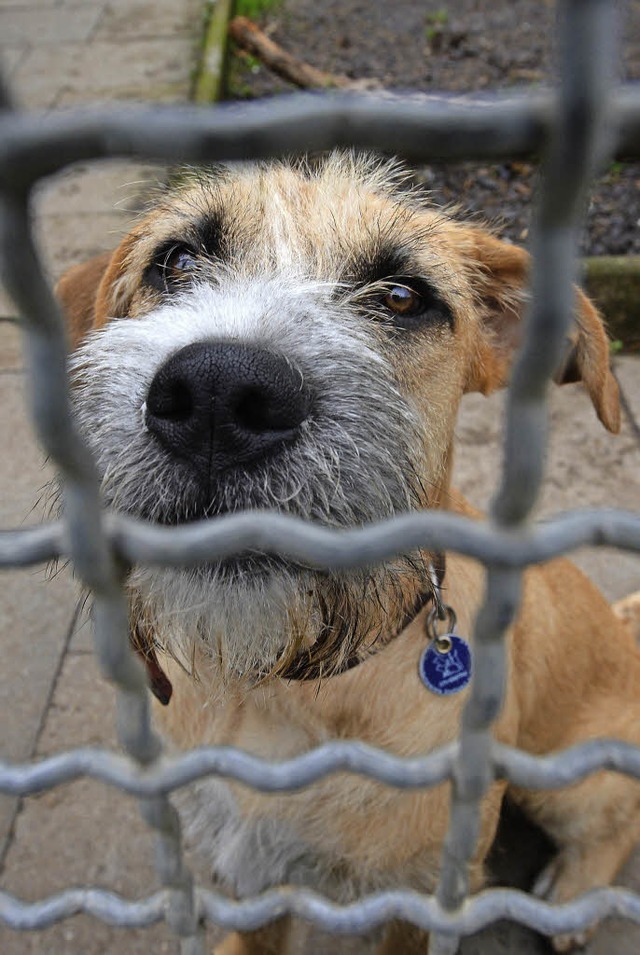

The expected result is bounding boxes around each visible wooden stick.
[229,16,379,91]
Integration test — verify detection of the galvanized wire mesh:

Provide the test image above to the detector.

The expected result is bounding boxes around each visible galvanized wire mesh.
[1,0,640,951]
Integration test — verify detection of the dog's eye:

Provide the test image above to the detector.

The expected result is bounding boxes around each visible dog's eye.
[382,283,423,317]
[146,243,198,292]
[378,277,450,328]
[166,246,197,271]
[162,245,198,283]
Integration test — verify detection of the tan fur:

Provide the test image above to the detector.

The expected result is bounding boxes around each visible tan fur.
[57,156,637,954]
[613,591,640,641]
[56,251,112,346]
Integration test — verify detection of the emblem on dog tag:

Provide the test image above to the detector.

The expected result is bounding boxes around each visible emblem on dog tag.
[419,605,472,695]
[419,634,472,695]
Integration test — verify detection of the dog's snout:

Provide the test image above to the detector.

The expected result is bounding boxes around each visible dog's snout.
[145,341,311,473]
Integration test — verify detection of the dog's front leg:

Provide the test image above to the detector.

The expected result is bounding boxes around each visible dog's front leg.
[376,920,430,954]
[214,917,299,955]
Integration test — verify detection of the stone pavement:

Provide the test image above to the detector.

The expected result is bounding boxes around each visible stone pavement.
[0,4,639,953]
[0,2,212,953]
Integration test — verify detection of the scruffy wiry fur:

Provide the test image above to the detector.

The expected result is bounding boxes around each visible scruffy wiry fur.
[70,267,436,678]
[56,152,640,955]
[68,154,468,680]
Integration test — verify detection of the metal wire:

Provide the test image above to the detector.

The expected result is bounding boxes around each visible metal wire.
[0,0,639,950]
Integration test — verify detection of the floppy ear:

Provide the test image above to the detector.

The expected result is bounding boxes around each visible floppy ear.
[55,251,113,349]
[56,236,137,349]
[463,229,620,434]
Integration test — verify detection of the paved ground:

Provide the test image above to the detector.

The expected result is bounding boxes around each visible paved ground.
[0,2,211,953]
[0,4,639,954]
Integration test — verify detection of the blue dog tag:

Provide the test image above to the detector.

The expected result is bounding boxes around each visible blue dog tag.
[419,634,472,695]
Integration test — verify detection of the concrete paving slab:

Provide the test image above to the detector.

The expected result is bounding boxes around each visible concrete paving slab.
[0,375,55,529]
[0,321,22,370]
[12,37,195,110]
[0,567,76,855]
[54,81,191,107]
[35,211,128,282]
[2,192,148,320]
[0,375,79,858]
[454,354,640,601]
[95,0,204,41]
[0,653,174,954]
[34,161,164,219]
[0,0,57,6]
[0,649,214,955]
[2,213,125,326]
[8,72,59,111]
[0,4,102,45]
[0,45,27,78]
[67,601,94,653]
[0,1,213,950]
[0,286,17,319]
[1,211,140,322]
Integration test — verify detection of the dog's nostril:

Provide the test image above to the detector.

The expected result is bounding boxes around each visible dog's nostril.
[233,384,307,434]
[145,341,311,473]
[147,377,194,422]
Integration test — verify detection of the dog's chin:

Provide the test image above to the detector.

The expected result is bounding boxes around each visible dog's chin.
[125,482,432,684]
[129,554,320,682]
[129,540,434,688]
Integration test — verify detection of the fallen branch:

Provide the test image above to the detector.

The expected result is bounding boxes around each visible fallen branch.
[229,16,380,91]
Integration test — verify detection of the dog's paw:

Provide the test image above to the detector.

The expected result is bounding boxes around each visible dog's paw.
[532,858,593,952]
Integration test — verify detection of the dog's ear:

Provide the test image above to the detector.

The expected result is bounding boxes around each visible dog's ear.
[56,237,137,348]
[55,251,113,348]
[463,228,620,433]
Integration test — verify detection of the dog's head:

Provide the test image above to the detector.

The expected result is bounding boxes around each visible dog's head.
[58,154,619,682]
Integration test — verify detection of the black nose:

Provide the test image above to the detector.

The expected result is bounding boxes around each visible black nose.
[145,342,311,474]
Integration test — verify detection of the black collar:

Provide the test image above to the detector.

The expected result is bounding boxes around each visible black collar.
[133,552,446,699]
[279,552,447,681]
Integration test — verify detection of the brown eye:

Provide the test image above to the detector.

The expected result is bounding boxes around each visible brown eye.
[375,276,454,330]
[145,243,198,293]
[382,284,422,316]
[163,245,198,282]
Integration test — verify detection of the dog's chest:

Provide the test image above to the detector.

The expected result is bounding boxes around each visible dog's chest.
[178,777,327,897]
[159,642,465,899]
[164,681,334,897]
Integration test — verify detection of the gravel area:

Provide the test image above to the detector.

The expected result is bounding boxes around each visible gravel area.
[227,0,640,255]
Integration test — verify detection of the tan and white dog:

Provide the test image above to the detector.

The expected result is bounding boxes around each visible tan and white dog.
[58,154,640,954]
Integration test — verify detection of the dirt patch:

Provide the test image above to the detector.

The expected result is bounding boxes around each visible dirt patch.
[227,0,640,256]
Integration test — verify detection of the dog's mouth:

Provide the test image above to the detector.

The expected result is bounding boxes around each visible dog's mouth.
[109,420,435,682]
[189,551,302,585]
[145,492,288,526]
[71,324,435,681]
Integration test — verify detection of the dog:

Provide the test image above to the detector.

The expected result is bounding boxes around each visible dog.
[57,153,640,954]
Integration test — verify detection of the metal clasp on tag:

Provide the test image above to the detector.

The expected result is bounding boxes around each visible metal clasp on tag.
[426,604,457,645]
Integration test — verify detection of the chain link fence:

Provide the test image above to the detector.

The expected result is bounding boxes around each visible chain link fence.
[1,0,640,951]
